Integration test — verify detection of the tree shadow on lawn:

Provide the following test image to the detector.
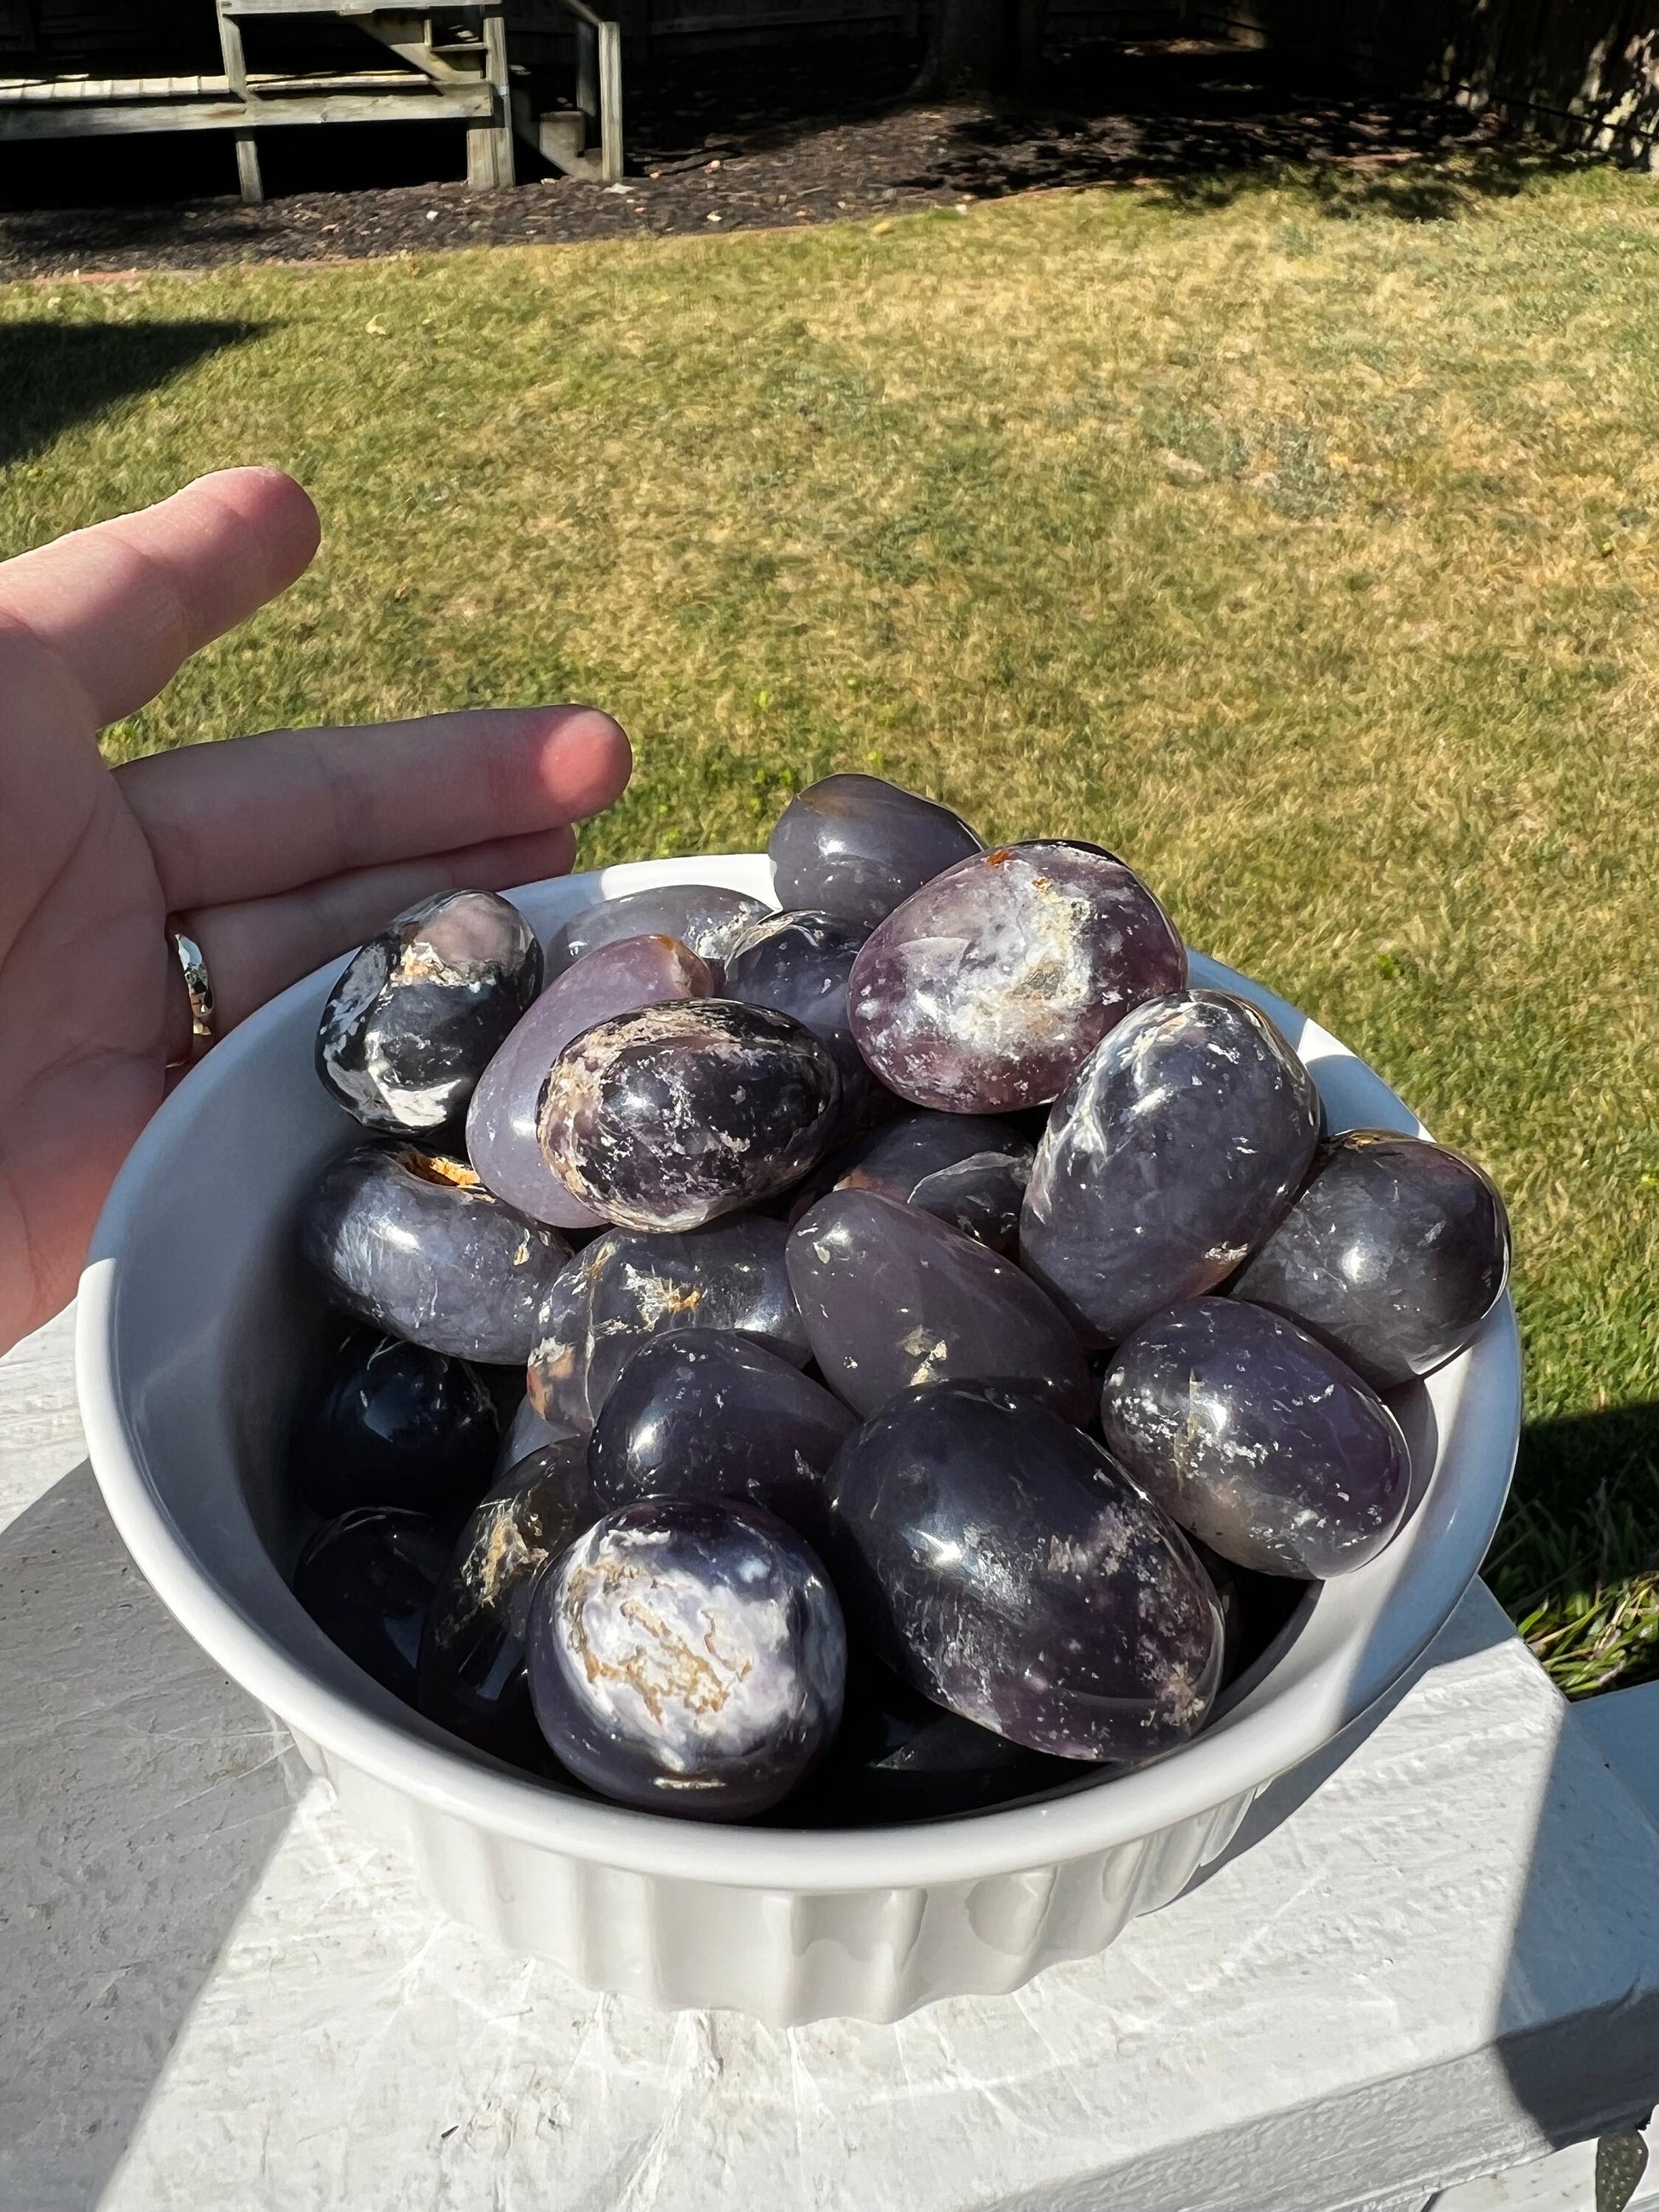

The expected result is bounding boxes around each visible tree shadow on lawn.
[0,317,263,467]
[907,40,1587,216]
[633,34,1583,217]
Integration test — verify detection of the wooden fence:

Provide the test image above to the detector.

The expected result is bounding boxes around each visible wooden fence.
[1190,0,1659,164]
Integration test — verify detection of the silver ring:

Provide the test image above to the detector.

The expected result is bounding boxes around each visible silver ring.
[166,922,217,1068]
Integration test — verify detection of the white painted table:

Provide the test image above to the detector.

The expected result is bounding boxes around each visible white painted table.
[4,1310,1658,2212]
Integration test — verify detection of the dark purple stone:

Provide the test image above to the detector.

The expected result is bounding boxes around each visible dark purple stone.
[527,1497,846,1820]
[1228,1130,1512,1389]
[779,1652,1086,1827]
[293,1506,452,1704]
[546,885,767,985]
[788,1188,1090,1422]
[291,1325,497,1524]
[587,1329,855,1549]
[797,1109,1033,1252]
[416,1440,596,1767]
[768,773,983,928]
[315,890,541,1135]
[1020,989,1321,1347]
[826,1380,1223,1761]
[723,909,883,1134]
[1099,1297,1413,1579]
[848,841,1188,1113]
[467,933,715,1232]
[538,1000,841,1232]
[494,1392,580,1481]
[527,1216,810,1433]
[298,1142,572,1365]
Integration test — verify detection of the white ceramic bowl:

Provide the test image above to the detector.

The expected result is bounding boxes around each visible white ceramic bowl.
[77,852,1523,2026]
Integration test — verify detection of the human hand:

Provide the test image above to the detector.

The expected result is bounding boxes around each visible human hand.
[0,468,632,1357]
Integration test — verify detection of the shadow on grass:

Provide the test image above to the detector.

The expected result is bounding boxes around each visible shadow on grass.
[0,318,263,465]
[630,34,1576,218]
[1486,1401,1659,1697]
[907,42,1587,217]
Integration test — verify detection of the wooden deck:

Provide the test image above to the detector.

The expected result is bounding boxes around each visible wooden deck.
[0,0,625,196]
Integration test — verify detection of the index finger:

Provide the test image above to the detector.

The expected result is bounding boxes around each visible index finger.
[0,468,321,730]
[116,702,633,910]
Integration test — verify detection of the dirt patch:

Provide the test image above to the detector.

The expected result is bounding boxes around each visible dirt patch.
[0,40,1540,280]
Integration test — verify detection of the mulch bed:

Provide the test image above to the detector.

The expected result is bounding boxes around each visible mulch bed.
[0,40,1533,280]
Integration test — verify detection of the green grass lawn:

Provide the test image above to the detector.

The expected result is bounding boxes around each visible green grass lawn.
[3,159,1656,1692]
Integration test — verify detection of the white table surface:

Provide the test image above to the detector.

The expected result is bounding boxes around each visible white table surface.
[4,1308,1658,2212]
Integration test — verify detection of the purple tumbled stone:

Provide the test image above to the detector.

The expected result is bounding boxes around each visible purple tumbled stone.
[1099,1297,1413,1579]
[293,1506,452,1706]
[723,909,883,1135]
[417,1439,596,1768]
[291,1325,498,1523]
[1020,989,1321,1347]
[527,1216,810,1433]
[587,1329,856,1550]
[796,1108,1034,1252]
[546,884,767,985]
[768,773,983,928]
[847,840,1188,1113]
[787,1188,1090,1422]
[1228,1130,1512,1389]
[826,1380,1223,1762]
[780,1649,1084,1826]
[537,1000,840,1233]
[298,1143,572,1365]
[527,1497,846,1820]
[315,889,542,1135]
[467,933,714,1230]
[494,1389,579,1481]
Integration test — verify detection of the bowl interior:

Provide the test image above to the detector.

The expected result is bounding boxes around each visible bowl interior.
[78,853,1523,1889]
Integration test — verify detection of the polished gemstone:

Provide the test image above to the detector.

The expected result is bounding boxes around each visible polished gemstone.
[768,772,982,927]
[467,933,714,1231]
[788,1188,1090,1421]
[1228,1129,1512,1389]
[546,884,766,985]
[417,1439,596,1768]
[780,1652,1086,1827]
[292,1325,497,1523]
[723,909,882,1134]
[826,1380,1223,1761]
[298,1141,571,1364]
[527,1216,810,1433]
[315,889,541,1135]
[292,1506,452,1705]
[494,1389,580,1481]
[1099,1297,1413,1579]
[848,841,1187,1112]
[587,1329,855,1549]
[527,1497,846,1820]
[1020,989,1321,1346]
[538,1000,840,1232]
[801,1108,1033,1252]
